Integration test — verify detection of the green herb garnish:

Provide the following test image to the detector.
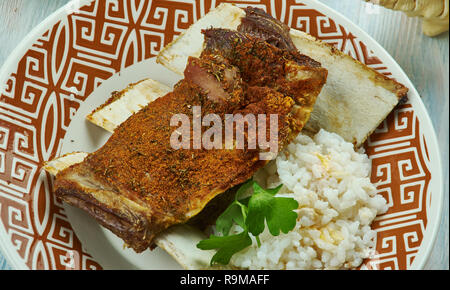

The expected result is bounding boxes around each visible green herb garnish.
[196,179,299,266]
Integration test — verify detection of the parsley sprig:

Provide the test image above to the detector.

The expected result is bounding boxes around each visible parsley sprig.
[196,179,299,265]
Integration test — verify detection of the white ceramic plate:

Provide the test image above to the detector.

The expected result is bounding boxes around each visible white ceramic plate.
[0,0,443,270]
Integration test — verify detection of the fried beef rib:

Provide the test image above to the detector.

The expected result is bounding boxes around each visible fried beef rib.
[54,27,327,252]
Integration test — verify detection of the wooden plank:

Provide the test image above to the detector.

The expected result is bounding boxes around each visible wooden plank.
[0,0,70,66]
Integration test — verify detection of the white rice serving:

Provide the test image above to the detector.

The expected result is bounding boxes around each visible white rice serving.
[226,129,388,270]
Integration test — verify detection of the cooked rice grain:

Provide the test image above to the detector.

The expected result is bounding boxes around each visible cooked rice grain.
[229,129,388,270]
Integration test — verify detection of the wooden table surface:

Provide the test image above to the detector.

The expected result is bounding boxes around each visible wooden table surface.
[0,0,448,270]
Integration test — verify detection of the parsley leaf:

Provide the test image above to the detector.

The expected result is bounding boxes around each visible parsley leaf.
[196,230,252,266]
[215,179,253,235]
[246,182,299,236]
[196,179,299,265]
[215,201,245,236]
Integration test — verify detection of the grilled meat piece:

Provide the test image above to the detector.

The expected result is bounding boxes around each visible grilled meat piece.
[237,7,322,69]
[203,28,326,108]
[54,28,327,252]
[238,7,297,52]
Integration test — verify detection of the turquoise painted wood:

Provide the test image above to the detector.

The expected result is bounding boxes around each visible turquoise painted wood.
[0,0,448,270]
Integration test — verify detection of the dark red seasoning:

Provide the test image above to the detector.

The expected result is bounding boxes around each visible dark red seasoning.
[54,27,327,252]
